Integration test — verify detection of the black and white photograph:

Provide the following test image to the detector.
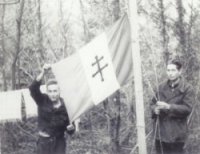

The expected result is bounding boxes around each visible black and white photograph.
[0,0,199,154]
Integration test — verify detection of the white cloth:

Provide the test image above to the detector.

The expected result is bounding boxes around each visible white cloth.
[0,90,22,121]
[21,85,46,117]
[78,33,120,104]
[0,85,47,121]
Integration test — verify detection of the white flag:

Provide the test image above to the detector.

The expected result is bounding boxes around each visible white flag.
[52,14,132,121]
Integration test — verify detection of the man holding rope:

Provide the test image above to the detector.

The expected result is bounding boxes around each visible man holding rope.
[151,59,194,154]
[29,64,75,154]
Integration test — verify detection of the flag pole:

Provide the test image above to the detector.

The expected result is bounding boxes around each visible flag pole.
[128,0,147,154]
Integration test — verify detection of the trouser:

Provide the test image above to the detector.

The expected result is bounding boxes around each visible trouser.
[155,140,185,154]
[37,135,66,154]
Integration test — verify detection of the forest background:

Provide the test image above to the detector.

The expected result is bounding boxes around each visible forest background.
[0,0,200,154]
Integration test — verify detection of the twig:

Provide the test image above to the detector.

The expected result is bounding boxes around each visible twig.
[15,122,37,140]
[0,0,19,5]
[19,67,34,80]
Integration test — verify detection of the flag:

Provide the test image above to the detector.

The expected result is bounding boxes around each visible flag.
[21,89,37,117]
[21,85,46,117]
[51,14,132,122]
[0,86,47,121]
[0,90,22,121]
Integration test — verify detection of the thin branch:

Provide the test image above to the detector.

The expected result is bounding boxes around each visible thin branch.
[19,67,34,80]
[0,0,20,5]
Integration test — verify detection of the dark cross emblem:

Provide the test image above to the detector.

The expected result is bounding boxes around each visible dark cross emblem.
[92,55,108,82]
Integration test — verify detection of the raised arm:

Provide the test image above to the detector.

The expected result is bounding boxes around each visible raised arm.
[29,64,51,105]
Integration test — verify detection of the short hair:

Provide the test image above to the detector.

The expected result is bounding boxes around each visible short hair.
[46,79,58,87]
[167,59,182,70]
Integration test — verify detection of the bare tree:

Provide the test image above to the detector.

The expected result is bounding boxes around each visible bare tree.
[110,1,122,153]
[36,0,45,61]
[0,4,7,91]
[158,0,169,63]
[175,0,186,54]
[187,2,198,54]
[80,0,90,42]
[0,0,19,5]
[11,0,25,89]
[109,91,121,154]
[112,0,120,21]
[58,0,71,57]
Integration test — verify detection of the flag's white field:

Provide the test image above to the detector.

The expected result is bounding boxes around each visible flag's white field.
[79,33,120,104]
[52,35,120,121]
[52,14,132,121]
[52,54,93,122]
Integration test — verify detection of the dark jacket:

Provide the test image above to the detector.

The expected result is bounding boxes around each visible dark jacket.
[151,77,194,143]
[29,80,74,137]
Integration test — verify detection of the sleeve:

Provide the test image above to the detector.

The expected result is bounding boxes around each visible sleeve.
[168,85,194,118]
[29,80,45,105]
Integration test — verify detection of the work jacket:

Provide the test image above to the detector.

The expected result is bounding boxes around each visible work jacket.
[29,80,74,137]
[151,77,194,143]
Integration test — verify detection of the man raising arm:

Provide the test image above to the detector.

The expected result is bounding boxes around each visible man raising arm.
[29,64,75,154]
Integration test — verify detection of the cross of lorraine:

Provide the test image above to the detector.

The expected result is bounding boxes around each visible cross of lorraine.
[91,55,108,82]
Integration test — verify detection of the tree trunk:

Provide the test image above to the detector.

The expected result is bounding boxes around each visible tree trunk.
[17,59,20,89]
[109,91,121,154]
[187,3,196,54]
[158,0,169,63]
[112,0,120,21]
[114,91,121,154]
[0,5,7,91]
[12,0,25,90]
[109,1,121,153]
[79,0,90,42]
[59,0,69,57]
[2,68,7,91]
[103,99,111,133]
[36,0,44,61]
[176,0,186,54]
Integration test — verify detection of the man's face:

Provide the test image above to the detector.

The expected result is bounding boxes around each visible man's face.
[47,84,60,102]
[167,64,181,81]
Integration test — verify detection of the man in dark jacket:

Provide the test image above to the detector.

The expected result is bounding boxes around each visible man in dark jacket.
[29,64,75,154]
[151,60,194,154]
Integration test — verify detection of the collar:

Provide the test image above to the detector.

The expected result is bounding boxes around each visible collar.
[163,76,185,93]
[168,77,180,89]
[53,100,62,109]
